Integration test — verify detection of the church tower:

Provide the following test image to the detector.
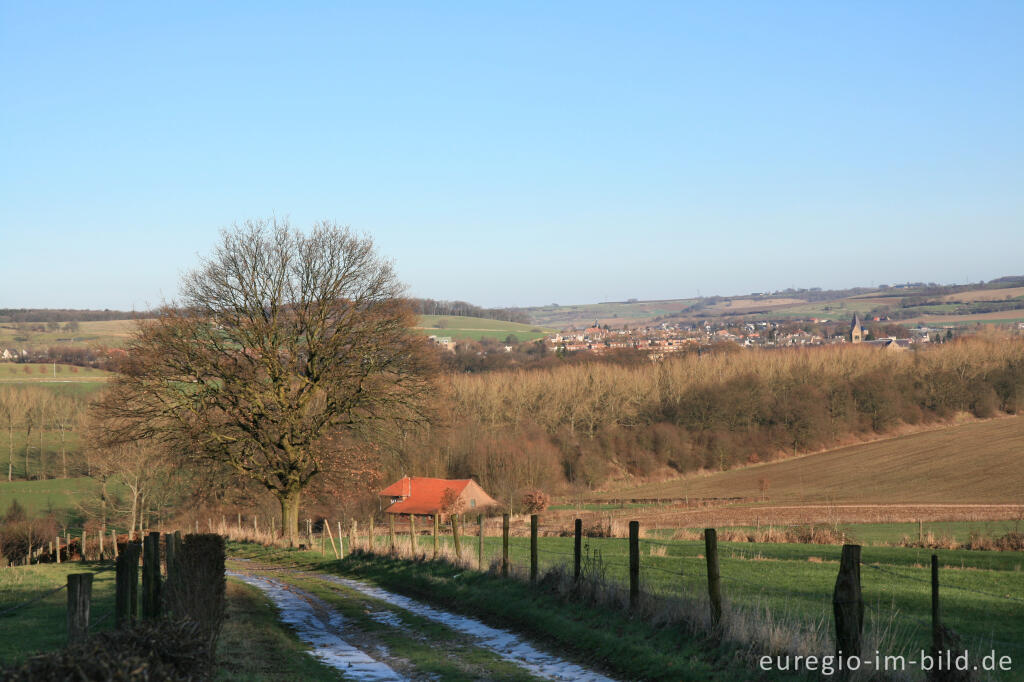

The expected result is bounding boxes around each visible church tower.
[850,314,864,343]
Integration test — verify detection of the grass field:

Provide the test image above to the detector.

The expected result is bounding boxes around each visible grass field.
[0,563,345,678]
[0,363,111,384]
[415,315,553,342]
[0,560,117,665]
[604,416,1024,505]
[0,319,139,349]
[0,477,114,523]
[232,537,1024,680]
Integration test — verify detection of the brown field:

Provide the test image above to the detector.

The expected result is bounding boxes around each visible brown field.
[905,311,1024,324]
[603,415,1024,504]
[941,286,1024,303]
[700,297,806,313]
[581,416,1024,528]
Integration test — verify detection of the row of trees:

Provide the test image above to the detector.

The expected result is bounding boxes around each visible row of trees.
[409,297,531,324]
[0,386,85,481]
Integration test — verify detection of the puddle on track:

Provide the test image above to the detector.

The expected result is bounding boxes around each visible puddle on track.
[228,571,405,681]
[310,573,616,682]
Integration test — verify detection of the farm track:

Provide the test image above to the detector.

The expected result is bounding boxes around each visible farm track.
[227,558,616,682]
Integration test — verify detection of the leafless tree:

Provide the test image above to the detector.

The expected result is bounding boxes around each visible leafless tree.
[94,220,435,544]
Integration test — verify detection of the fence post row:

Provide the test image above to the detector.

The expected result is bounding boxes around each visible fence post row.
[142,531,161,620]
[433,513,440,559]
[116,541,141,628]
[389,514,396,553]
[573,518,582,581]
[529,514,538,583]
[832,544,864,662]
[477,515,484,569]
[452,514,462,559]
[501,513,509,577]
[704,528,722,627]
[410,514,417,555]
[629,521,639,609]
[67,573,93,644]
[931,554,941,655]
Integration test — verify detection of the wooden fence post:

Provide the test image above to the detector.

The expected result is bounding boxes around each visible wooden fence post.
[389,514,396,552]
[67,573,93,644]
[502,514,509,577]
[350,520,357,555]
[477,515,484,569]
[931,554,941,655]
[410,515,417,555]
[452,514,462,559]
[832,544,863,662]
[81,531,86,562]
[338,521,344,557]
[56,536,61,564]
[629,520,639,608]
[164,533,176,581]
[433,513,439,558]
[116,541,141,628]
[112,530,118,559]
[530,514,538,583]
[325,520,340,559]
[368,516,375,552]
[704,528,722,627]
[574,518,582,581]
[142,532,161,620]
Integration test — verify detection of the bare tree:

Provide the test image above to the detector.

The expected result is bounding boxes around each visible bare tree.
[0,388,28,481]
[95,220,435,544]
[52,394,82,478]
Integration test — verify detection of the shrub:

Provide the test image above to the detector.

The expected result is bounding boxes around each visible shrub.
[0,619,210,681]
[520,490,550,514]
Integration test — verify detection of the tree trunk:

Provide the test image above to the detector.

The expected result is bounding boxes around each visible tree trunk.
[278,487,301,546]
[129,491,139,540]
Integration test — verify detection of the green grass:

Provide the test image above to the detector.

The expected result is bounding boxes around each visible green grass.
[0,363,111,383]
[328,532,1024,672]
[415,315,553,342]
[229,542,794,681]
[0,477,112,523]
[0,320,138,348]
[649,520,1024,546]
[230,536,1024,680]
[0,560,117,665]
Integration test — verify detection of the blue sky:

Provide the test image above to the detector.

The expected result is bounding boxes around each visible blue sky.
[2,2,1022,309]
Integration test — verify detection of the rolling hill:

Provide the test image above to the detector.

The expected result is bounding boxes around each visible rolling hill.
[414,315,553,342]
[600,416,1024,505]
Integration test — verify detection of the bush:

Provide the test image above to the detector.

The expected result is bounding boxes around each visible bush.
[520,490,550,514]
[0,619,210,681]
[0,501,57,565]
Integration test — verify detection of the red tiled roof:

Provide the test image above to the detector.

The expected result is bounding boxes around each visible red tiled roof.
[380,477,495,515]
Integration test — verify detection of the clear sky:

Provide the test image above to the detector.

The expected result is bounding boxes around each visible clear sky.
[2,2,1022,310]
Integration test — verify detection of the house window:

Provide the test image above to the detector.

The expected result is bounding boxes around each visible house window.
[470,499,476,508]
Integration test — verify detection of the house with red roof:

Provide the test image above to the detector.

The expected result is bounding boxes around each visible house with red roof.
[380,477,498,519]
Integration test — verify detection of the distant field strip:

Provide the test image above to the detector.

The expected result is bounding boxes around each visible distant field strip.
[607,416,1024,504]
